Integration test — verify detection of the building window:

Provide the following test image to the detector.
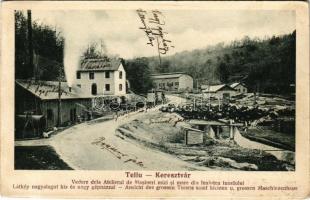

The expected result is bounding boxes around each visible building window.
[175,82,179,86]
[119,84,123,91]
[119,71,123,79]
[77,84,81,88]
[89,72,94,80]
[76,71,81,79]
[105,71,110,78]
[91,83,97,95]
[47,109,53,120]
[105,84,110,91]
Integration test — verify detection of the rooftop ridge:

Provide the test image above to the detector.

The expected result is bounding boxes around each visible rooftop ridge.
[151,72,187,76]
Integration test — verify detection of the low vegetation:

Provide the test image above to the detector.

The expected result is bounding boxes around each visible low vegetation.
[15,146,72,170]
[117,111,294,171]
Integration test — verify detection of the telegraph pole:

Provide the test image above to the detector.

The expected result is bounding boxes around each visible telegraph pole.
[56,25,62,127]
[156,37,162,68]
[27,10,34,80]
[57,65,62,127]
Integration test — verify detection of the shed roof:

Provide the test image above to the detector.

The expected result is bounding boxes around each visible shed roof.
[151,72,190,79]
[189,119,227,126]
[78,58,122,71]
[201,84,236,93]
[230,82,246,88]
[16,79,94,100]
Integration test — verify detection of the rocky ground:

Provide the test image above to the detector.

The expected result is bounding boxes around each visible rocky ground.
[117,111,295,171]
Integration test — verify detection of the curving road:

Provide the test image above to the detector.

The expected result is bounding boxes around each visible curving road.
[50,96,209,170]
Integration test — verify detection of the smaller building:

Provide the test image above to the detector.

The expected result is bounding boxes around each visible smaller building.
[151,72,193,92]
[15,79,93,138]
[201,84,236,99]
[230,82,248,93]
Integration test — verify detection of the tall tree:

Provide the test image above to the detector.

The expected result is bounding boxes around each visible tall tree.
[15,11,64,81]
[217,62,230,83]
[124,57,153,94]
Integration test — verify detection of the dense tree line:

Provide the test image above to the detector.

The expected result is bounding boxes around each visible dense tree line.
[124,58,153,94]
[15,11,64,80]
[143,32,296,95]
[16,10,295,95]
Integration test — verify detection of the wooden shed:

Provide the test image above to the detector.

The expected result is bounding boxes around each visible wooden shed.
[15,80,93,138]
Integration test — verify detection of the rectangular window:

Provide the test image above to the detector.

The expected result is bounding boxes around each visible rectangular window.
[119,71,123,79]
[89,72,94,79]
[175,82,179,86]
[119,84,123,91]
[105,71,110,78]
[47,109,53,120]
[76,71,81,79]
[105,84,110,91]
[77,84,81,88]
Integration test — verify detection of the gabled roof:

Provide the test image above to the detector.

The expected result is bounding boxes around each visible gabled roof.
[201,84,236,92]
[230,82,246,88]
[78,58,122,71]
[151,72,190,79]
[16,79,93,100]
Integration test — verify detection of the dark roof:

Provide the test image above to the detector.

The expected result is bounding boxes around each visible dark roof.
[151,72,191,79]
[16,79,94,100]
[79,58,122,71]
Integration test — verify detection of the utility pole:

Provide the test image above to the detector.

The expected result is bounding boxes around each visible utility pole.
[57,65,62,127]
[56,25,62,127]
[156,37,162,68]
[27,10,34,80]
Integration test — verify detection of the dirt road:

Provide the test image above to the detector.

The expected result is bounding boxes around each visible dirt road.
[51,96,209,170]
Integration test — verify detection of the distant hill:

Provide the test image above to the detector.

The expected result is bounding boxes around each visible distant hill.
[136,31,296,94]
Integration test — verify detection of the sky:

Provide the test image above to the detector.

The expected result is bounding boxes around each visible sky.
[32,9,296,59]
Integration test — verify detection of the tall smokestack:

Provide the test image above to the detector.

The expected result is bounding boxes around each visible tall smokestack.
[27,10,34,80]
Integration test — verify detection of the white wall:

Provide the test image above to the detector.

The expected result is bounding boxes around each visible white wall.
[205,90,236,99]
[153,74,193,91]
[113,63,126,96]
[234,84,248,93]
[179,75,193,91]
[153,78,179,91]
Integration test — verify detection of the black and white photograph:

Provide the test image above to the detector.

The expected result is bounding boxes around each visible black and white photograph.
[14,8,296,171]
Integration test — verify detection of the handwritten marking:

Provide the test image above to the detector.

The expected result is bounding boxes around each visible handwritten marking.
[91,137,144,168]
[136,9,174,55]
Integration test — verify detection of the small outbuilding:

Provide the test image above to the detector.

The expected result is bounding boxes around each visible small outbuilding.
[230,82,248,94]
[201,84,237,99]
[15,79,93,138]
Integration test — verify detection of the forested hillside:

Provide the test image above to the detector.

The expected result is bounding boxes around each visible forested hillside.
[144,32,296,94]
[15,10,295,95]
[15,11,64,80]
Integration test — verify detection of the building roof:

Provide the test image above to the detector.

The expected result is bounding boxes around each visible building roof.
[151,72,191,79]
[16,79,94,100]
[78,58,122,71]
[201,84,236,93]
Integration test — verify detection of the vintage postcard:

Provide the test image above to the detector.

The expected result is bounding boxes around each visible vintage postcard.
[0,1,309,199]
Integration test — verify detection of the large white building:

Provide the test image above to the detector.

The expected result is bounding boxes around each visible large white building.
[151,73,193,92]
[74,58,126,96]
